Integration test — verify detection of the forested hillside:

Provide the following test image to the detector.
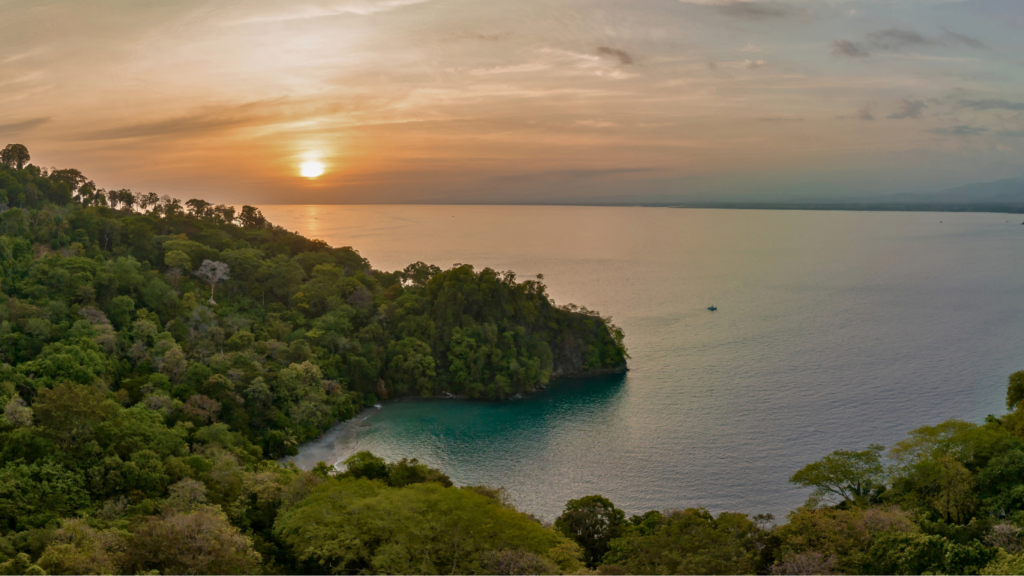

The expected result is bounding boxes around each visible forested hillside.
[0,145,626,449]
[0,145,626,573]
[4,143,1024,575]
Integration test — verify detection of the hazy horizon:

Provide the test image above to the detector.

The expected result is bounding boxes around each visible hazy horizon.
[2,0,1023,205]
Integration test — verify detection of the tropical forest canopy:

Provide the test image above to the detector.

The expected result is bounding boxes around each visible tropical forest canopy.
[3,143,1024,575]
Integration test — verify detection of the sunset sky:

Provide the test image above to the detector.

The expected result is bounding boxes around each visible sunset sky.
[1,0,1022,205]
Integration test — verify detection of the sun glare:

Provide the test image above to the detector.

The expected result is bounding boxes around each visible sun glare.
[300,160,325,178]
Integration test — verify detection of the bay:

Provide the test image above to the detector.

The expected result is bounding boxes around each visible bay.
[264,205,1024,521]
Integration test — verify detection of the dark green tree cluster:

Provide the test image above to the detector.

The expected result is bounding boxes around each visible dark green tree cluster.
[552,495,771,574]
[751,369,1024,575]
[0,146,626,454]
[276,451,588,575]
[540,372,1024,575]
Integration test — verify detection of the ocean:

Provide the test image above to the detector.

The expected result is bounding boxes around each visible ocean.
[264,205,1024,521]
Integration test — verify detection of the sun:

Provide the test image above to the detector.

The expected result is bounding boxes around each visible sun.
[300,160,325,178]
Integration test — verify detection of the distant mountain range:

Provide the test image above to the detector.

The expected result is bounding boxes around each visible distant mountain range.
[882,175,1024,207]
[661,175,1024,213]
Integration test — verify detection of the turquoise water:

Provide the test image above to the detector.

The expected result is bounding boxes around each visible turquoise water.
[267,206,1024,521]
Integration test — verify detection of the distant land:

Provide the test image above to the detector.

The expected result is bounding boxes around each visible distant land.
[396,175,1024,213]
[657,175,1024,214]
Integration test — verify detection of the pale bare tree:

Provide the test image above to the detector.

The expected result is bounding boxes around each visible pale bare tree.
[194,260,229,305]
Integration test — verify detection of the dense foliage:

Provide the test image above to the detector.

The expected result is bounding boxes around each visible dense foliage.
[3,145,1024,575]
[0,148,625,573]
[564,371,1024,575]
[0,150,626,449]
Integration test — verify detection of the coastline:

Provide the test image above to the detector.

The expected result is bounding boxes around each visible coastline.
[281,405,379,470]
[286,369,629,470]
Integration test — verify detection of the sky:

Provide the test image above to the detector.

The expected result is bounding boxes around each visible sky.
[1,0,1022,205]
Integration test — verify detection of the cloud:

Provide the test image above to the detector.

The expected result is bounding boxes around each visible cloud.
[996,130,1024,137]
[942,28,986,50]
[744,59,767,69]
[683,0,797,20]
[715,1,796,19]
[597,47,634,65]
[927,125,987,136]
[836,105,874,121]
[867,29,929,51]
[961,99,1024,111]
[497,167,655,183]
[575,119,616,128]
[80,103,272,140]
[839,28,985,58]
[0,117,50,134]
[469,63,550,76]
[447,31,512,42]
[472,33,509,41]
[832,40,870,58]
[241,0,431,23]
[887,99,927,119]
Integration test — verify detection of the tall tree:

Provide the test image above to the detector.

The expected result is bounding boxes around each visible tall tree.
[237,205,268,229]
[1,143,30,169]
[48,168,88,192]
[186,198,212,218]
[789,444,887,506]
[117,189,136,212]
[194,259,230,305]
[1007,370,1024,410]
[554,495,626,567]
[138,192,160,212]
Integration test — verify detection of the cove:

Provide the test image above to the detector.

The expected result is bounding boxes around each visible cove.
[276,206,1024,520]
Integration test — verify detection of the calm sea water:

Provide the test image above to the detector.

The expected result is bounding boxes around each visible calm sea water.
[264,206,1024,521]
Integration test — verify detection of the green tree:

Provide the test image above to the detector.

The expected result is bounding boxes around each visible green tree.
[33,383,117,451]
[164,249,192,271]
[275,478,575,574]
[261,255,304,301]
[48,168,88,193]
[342,451,390,481]
[1007,370,1024,410]
[789,444,887,506]
[237,205,268,229]
[602,508,762,575]
[37,518,124,575]
[107,294,135,330]
[862,531,995,575]
[387,458,453,488]
[0,553,45,575]
[554,494,626,567]
[984,550,1024,575]
[0,459,92,530]
[122,507,262,575]
[386,337,437,397]
[1,144,30,170]
[771,506,916,575]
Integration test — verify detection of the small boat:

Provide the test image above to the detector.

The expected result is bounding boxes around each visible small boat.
[373,404,382,409]
[707,305,717,311]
